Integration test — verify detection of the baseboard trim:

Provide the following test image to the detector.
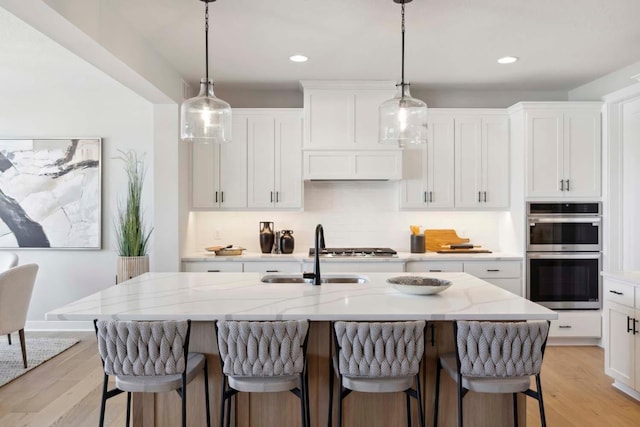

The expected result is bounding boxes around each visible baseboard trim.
[612,381,640,401]
[547,337,602,346]
[26,320,93,331]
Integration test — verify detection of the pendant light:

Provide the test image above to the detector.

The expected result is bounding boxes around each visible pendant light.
[379,0,427,147]
[180,0,232,143]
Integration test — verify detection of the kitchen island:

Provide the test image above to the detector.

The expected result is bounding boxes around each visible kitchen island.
[48,272,556,427]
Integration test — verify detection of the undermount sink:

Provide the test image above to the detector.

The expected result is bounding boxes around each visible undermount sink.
[260,274,369,284]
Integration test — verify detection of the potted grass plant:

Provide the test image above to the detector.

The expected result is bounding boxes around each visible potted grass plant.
[114,150,153,284]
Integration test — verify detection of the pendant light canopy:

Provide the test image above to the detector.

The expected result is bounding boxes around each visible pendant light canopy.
[180,0,232,143]
[379,0,428,147]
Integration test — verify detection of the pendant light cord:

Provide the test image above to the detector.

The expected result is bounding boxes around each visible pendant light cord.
[401,1,405,88]
[205,1,210,83]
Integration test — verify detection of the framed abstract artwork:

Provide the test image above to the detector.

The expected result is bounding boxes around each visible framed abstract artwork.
[0,138,102,249]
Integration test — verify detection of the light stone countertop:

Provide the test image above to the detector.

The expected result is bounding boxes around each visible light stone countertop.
[47,272,553,322]
[601,271,640,286]
[181,251,523,262]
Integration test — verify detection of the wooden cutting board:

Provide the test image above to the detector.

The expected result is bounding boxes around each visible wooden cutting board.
[436,249,492,254]
[424,229,470,252]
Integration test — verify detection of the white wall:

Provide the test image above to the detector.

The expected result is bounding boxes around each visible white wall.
[569,59,640,101]
[187,181,514,255]
[0,8,155,327]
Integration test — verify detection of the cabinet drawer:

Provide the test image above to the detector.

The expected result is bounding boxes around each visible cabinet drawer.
[604,279,635,308]
[243,262,302,273]
[549,311,601,338]
[304,262,405,273]
[181,262,243,273]
[463,261,521,279]
[405,262,463,273]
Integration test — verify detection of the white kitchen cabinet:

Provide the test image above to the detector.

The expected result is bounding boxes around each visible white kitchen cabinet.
[246,109,303,209]
[455,114,509,209]
[548,311,601,338]
[301,81,396,149]
[181,261,243,273]
[400,115,455,209]
[303,262,404,273]
[190,116,248,209]
[243,261,302,273]
[524,104,601,199]
[604,277,640,395]
[405,261,464,273]
[463,260,522,295]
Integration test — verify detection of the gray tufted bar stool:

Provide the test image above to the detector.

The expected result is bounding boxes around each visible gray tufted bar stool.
[215,320,310,427]
[94,319,210,427]
[434,320,550,427]
[329,320,426,427]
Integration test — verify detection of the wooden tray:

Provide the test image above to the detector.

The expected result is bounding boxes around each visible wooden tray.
[424,229,470,252]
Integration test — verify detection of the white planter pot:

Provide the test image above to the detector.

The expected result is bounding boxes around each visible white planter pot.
[117,255,149,284]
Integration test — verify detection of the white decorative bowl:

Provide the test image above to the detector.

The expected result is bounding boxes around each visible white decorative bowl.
[387,276,452,295]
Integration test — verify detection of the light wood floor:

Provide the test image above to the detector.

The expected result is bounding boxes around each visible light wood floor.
[0,332,638,426]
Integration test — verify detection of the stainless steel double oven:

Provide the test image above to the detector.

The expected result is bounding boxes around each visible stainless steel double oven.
[526,202,602,309]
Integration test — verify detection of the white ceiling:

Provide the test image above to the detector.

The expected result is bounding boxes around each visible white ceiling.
[106,0,640,91]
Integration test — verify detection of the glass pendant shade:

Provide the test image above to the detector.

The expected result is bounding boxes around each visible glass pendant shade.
[180,78,232,143]
[379,84,428,147]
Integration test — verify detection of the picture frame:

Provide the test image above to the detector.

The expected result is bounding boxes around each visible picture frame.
[0,138,102,249]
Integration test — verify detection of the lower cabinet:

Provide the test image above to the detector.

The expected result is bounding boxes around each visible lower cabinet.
[181,261,243,273]
[604,278,640,394]
[405,261,463,273]
[303,262,405,273]
[243,261,302,273]
[548,311,601,338]
[463,260,522,296]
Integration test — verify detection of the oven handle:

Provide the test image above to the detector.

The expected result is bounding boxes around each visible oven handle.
[528,217,601,224]
[527,252,602,260]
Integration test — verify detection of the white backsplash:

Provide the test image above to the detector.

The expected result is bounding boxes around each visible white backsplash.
[186,181,518,254]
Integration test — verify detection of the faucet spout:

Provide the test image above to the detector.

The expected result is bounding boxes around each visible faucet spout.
[313,224,325,285]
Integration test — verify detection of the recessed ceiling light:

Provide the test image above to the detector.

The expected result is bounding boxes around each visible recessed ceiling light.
[497,56,519,64]
[289,55,308,63]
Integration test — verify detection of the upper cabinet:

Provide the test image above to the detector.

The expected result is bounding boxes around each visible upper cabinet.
[247,110,303,209]
[191,116,248,209]
[400,114,455,209]
[515,102,602,200]
[191,109,303,211]
[455,114,510,208]
[300,81,403,180]
[401,110,509,210]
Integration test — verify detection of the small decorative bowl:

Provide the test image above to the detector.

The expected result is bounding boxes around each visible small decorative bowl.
[387,276,452,295]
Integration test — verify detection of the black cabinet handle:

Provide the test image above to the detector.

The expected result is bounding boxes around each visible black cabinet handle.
[266,270,279,273]
[207,270,221,273]
[609,290,623,295]
[483,191,487,202]
[634,319,639,335]
[560,179,564,191]
[628,316,633,333]
[566,179,570,191]
[429,191,433,203]
[215,191,218,203]
[558,325,572,329]
[478,191,481,202]
[487,269,500,272]
[276,191,279,203]
[423,192,427,203]
[270,191,273,203]
[429,269,442,272]
[221,191,224,203]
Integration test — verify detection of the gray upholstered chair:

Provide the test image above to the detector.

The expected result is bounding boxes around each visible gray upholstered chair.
[434,320,550,427]
[329,321,426,427]
[216,320,310,427]
[94,319,210,427]
[0,263,38,368]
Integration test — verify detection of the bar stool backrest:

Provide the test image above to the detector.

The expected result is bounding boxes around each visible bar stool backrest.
[95,320,190,376]
[334,321,425,378]
[455,320,550,378]
[216,320,309,377]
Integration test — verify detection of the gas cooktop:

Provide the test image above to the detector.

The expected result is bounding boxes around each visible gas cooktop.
[308,247,398,257]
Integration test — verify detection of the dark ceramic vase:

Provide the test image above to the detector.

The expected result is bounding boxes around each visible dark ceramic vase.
[280,230,295,254]
[259,222,275,254]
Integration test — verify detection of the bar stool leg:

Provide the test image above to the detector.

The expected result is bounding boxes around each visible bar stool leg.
[536,374,547,427]
[219,377,226,427]
[338,375,344,427]
[405,391,412,427]
[328,359,334,427]
[433,359,441,427]
[126,392,131,427]
[457,377,464,427]
[416,374,424,427]
[204,360,211,427]
[513,393,518,427]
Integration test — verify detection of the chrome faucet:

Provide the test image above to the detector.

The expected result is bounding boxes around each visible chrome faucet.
[303,224,325,285]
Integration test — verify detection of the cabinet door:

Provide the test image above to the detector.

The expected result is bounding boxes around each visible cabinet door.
[604,302,635,387]
[219,116,248,208]
[243,261,302,273]
[247,116,276,208]
[400,145,428,208]
[455,116,483,208]
[563,110,601,198]
[526,111,564,198]
[191,142,219,208]
[275,114,303,208]
[427,116,455,208]
[482,116,509,208]
[304,91,352,148]
[181,261,243,272]
[405,261,464,273]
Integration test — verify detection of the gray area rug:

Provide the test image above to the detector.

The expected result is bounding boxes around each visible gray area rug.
[0,337,79,387]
